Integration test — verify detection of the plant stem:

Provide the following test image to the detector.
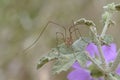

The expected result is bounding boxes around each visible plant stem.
[101,19,110,38]
[90,26,106,67]
[96,40,106,67]
[105,74,118,80]
[110,49,120,72]
[85,51,105,73]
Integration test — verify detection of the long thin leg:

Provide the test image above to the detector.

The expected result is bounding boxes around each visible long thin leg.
[74,28,90,43]
[23,21,66,54]
[69,20,80,40]
[71,28,81,39]
[70,26,90,45]
[69,23,81,40]
[70,20,91,44]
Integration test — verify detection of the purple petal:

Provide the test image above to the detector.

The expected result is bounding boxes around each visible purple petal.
[72,61,81,69]
[102,43,117,63]
[67,67,92,80]
[86,43,99,57]
[86,43,117,63]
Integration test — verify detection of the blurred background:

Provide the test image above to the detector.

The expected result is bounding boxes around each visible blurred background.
[0,0,120,80]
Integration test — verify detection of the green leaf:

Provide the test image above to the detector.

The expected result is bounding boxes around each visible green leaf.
[37,48,59,69]
[52,47,89,74]
[37,43,74,70]
[51,44,75,74]
[72,37,90,67]
[37,37,91,73]
[103,35,113,44]
[52,54,75,74]
[74,18,95,26]
[72,37,91,52]
[57,43,73,55]
[76,52,88,67]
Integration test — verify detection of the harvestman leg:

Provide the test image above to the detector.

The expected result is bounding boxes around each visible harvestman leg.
[69,24,82,40]
[69,19,84,40]
[69,22,90,44]
[23,21,66,54]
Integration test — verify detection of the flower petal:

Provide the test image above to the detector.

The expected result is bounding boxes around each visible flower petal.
[86,43,117,63]
[67,68,91,80]
[86,43,99,57]
[102,43,117,63]
[72,61,81,69]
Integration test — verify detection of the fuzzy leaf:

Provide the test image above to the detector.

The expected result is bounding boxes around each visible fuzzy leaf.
[51,41,89,74]
[37,43,74,70]
[52,44,75,74]
[72,37,91,51]
[103,35,113,44]
[37,48,59,69]
[76,52,88,67]
[37,37,91,73]
[52,54,75,74]
[72,37,91,67]
[57,43,73,54]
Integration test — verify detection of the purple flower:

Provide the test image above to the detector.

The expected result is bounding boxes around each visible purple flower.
[67,43,119,80]
[68,62,92,80]
[86,43,117,63]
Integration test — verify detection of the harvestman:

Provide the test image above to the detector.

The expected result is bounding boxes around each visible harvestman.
[23,19,89,54]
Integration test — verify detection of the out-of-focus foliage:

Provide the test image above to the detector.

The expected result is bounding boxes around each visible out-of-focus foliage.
[0,0,120,80]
